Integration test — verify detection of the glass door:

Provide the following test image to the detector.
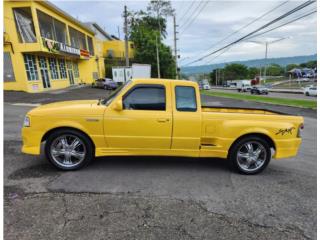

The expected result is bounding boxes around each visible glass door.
[67,61,74,85]
[38,56,51,88]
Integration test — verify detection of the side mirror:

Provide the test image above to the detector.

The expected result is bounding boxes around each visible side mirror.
[113,99,123,111]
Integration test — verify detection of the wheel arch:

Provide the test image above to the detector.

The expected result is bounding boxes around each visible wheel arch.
[228,133,276,157]
[41,127,96,150]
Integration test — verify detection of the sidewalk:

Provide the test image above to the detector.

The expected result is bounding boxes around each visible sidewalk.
[4,85,108,104]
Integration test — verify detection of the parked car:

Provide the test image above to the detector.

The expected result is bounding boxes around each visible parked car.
[304,86,317,96]
[203,84,210,90]
[251,85,269,95]
[22,79,304,175]
[93,78,118,90]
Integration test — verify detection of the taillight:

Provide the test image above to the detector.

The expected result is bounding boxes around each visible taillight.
[297,124,304,137]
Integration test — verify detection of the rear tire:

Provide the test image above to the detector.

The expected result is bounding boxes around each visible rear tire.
[45,129,94,170]
[228,136,271,175]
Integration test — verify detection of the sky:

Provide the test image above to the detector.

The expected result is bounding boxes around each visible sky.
[51,0,317,66]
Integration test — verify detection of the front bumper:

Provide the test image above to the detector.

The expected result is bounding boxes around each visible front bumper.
[21,127,42,155]
[274,138,302,159]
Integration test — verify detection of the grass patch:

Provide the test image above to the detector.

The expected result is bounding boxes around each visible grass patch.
[201,90,317,109]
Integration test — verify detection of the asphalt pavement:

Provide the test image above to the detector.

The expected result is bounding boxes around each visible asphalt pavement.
[4,86,317,240]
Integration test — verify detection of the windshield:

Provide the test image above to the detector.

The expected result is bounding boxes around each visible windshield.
[101,81,132,106]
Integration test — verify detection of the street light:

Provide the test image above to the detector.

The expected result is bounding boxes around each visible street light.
[248,37,290,84]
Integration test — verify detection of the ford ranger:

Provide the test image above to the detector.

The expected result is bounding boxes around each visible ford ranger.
[22,79,304,174]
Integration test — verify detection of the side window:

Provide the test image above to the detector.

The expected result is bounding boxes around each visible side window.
[175,86,197,112]
[123,85,165,111]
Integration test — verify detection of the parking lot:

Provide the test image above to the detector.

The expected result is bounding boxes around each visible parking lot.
[4,86,316,239]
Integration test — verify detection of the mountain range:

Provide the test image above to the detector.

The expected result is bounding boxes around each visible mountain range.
[181,54,317,75]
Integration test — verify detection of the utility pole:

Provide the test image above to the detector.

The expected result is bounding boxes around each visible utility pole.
[156,35,160,78]
[173,15,179,79]
[124,5,129,67]
[263,42,268,84]
[215,69,218,86]
[156,2,161,78]
[248,37,290,84]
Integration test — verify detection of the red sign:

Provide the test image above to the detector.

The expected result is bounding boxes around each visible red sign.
[80,49,90,58]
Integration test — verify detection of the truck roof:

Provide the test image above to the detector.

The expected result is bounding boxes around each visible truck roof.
[131,78,194,85]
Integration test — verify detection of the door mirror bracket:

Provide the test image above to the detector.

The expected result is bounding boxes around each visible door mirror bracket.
[113,100,123,111]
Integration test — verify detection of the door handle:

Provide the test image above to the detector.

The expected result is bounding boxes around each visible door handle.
[157,118,169,123]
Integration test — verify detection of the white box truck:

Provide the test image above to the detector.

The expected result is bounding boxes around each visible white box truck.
[131,64,151,79]
[112,64,151,83]
[236,80,252,92]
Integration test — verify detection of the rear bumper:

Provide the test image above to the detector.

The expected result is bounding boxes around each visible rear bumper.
[21,127,42,155]
[274,138,302,159]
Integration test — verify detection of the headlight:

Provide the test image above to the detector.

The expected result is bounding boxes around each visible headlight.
[23,116,30,127]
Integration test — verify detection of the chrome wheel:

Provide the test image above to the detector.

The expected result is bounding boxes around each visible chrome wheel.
[50,134,86,168]
[236,141,267,173]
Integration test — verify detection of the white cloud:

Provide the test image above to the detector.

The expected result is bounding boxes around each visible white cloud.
[51,0,317,66]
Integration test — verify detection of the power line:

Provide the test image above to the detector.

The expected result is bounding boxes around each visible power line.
[180,1,209,35]
[247,10,316,40]
[199,1,289,58]
[204,10,316,65]
[179,1,206,30]
[177,0,196,22]
[182,0,315,66]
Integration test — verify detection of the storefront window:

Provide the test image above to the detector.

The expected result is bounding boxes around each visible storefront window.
[4,52,16,82]
[54,20,67,43]
[59,59,67,79]
[49,58,59,79]
[37,10,67,44]
[23,54,39,81]
[13,8,36,43]
[73,62,79,78]
[87,36,94,55]
[69,27,87,50]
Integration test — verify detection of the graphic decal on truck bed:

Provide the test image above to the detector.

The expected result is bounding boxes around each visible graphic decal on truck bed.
[276,127,295,136]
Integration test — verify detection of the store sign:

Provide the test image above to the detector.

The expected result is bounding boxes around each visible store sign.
[42,38,81,57]
[60,43,80,56]
[80,49,90,59]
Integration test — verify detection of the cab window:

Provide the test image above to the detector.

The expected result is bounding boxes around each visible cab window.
[175,86,197,112]
[123,85,166,111]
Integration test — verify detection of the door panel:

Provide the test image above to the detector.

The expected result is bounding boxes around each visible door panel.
[171,84,202,151]
[104,110,172,149]
[38,56,51,88]
[67,61,74,85]
[104,83,173,150]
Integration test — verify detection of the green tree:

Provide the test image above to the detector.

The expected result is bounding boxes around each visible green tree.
[224,63,248,80]
[247,67,260,79]
[128,9,175,78]
[305,60,317,68]
[266,64,283,76]
[286,63,299,71]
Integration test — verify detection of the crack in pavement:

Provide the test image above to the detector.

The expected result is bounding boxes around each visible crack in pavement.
[4,190,312,240]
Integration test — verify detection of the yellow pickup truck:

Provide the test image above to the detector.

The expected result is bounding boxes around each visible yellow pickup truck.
[22,79,304,174]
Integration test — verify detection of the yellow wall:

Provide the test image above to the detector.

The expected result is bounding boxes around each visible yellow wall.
[3,0,100,92]
[103,40,134,59]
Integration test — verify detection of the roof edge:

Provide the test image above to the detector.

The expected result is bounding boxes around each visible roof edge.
[38,1,95,35]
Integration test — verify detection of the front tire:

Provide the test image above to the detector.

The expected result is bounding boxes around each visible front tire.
[228,136,271,175]
[45,129,94,170]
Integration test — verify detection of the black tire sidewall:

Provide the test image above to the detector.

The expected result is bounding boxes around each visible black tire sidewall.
[45,129,94,170]
[228,136,271,175]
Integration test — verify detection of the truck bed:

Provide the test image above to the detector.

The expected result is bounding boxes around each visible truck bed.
[201,106,286,115]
